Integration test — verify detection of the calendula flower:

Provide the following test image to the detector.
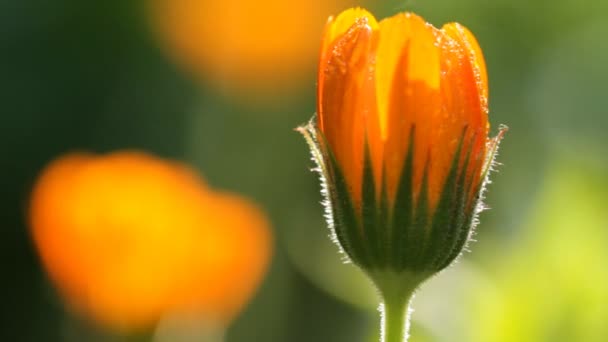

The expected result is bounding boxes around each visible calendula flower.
[149,0,353,99]
[298,8,505,342]
[29,151,271,332]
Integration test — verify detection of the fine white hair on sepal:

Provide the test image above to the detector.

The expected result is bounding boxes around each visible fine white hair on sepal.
[451,125,507,261]
[297,116,351,262]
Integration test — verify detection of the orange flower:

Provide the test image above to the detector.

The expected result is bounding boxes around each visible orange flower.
[300,7,505,281]
[300,8,506,341]
[149,0,353,99]
[29,151,271,331]
[299,8,505,341]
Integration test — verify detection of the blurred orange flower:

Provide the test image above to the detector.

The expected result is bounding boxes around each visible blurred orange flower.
[149,0,353,99]
[29,151,271,331]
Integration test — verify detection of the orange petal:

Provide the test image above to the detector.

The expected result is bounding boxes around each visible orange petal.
[318,15,377,205]
[438,25,488,206]
[378,13,442,205]
[324,8,378,47]
[442,23,489,118]
[318,8,378,127]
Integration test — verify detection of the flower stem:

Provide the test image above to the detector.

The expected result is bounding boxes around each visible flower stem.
[372,271,427,342]
[382,294,413,342]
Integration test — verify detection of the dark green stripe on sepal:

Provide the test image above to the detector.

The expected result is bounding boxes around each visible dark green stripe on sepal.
[429,134,473,271]
[417,128,470,272]
[378,167,390,268]
[361,140,383,268]
[404,158,431,272]
[433,138,477,271]
[390,126,415,271]
[436,127,508,270]
[317,131,372,268]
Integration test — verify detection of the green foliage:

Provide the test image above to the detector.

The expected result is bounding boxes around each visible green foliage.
[468,159,608,342]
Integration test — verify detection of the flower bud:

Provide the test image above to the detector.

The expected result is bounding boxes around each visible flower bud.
[299,8,505,292]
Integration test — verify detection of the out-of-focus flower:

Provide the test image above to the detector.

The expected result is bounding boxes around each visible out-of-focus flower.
[299,8,505,341]
[29,151,271,332]
[148,0,353,100]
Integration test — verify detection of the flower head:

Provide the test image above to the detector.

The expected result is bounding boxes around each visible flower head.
[149,0,353,99]
[29,151,272,331]
[300,8,505,282]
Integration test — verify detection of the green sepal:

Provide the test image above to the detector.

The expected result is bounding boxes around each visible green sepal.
[297,115,373,268]
[420,129,468,271]
[432,140,473,270]
[327,146,372,268]
[403,158,430,271]
[435,125,509,270]
[298,115,506,281]
[323,135,371,268]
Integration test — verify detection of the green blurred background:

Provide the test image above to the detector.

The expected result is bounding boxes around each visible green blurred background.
[2,0,608,341]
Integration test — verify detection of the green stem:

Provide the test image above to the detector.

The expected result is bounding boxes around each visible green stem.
[371,271,428,342]
[382,294,413,342]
